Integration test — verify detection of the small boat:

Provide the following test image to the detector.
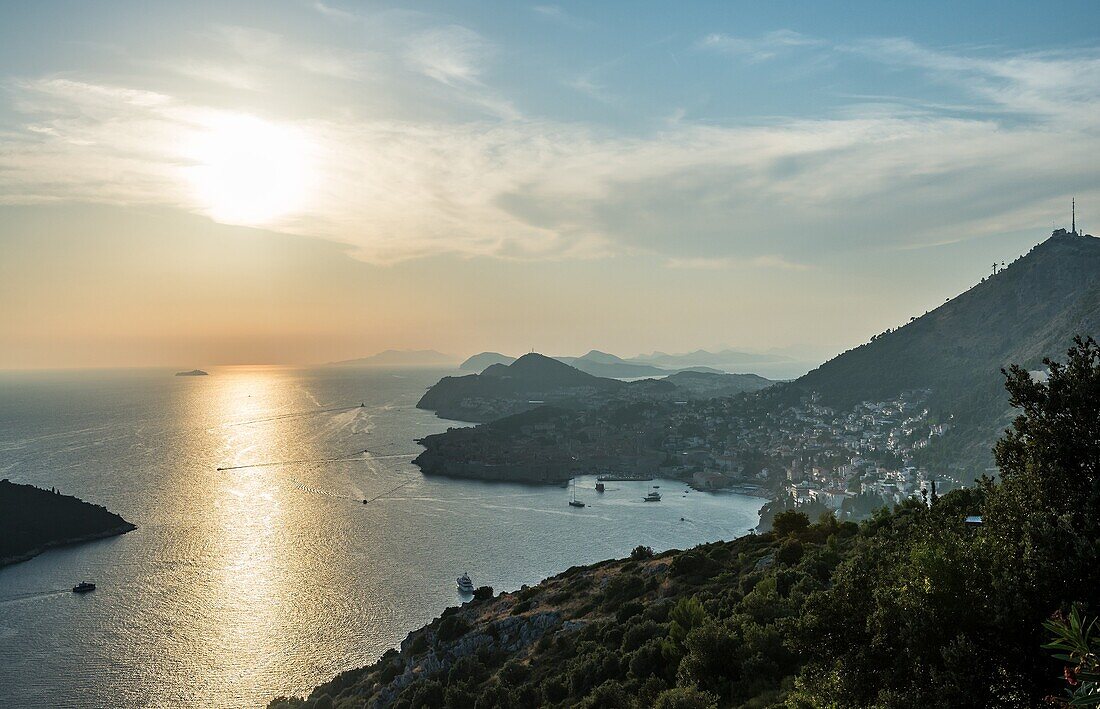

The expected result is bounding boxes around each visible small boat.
[568,478,586,508]
[643,491,661,502]
[595,482,605,493]
[456,572,475,594]
[72,581,96,594]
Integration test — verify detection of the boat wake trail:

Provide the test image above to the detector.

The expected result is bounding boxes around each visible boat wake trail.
[221,404,364,428]
[0,588,70,605]
[216,454,366,471]
[361,478,417,505]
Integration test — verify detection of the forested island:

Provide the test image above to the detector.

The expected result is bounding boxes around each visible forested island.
[272,337,1100,707]
[0,479,135,566]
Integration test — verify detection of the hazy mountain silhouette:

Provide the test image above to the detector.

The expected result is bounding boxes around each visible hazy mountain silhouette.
[458,352,516,371]
[329,349,457,367]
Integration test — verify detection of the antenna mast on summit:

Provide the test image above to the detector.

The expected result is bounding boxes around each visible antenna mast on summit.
[1072,198,1076,234]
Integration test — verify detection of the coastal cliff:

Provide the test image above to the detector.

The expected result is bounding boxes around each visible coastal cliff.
[0,479,136,566]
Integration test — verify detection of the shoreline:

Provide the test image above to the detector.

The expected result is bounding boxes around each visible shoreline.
[0,522,136,568]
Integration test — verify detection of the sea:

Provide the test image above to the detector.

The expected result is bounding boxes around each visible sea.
[0,366,763,708]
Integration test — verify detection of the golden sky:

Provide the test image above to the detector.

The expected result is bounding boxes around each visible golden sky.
[1,1,1097,368]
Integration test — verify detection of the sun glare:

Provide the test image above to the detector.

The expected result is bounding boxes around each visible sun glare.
[185,113,314,226]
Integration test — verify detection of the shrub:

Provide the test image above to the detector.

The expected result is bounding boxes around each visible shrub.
[436,615,470,642]
[631,545,655,560]
[653,686,719,709]
[776,538,804,566]
[616,600,645,623]
[772,510,810,537]
[473,585,494,601]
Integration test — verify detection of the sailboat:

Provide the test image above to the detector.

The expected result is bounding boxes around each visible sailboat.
[568,478,586,508]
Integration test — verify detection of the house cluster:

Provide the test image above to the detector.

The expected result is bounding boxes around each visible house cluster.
[427,385,959,518]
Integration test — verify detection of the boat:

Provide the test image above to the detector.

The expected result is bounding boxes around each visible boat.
[72,581,96,594]
[595,482,605,493]
[456,572,475,594]
[643,491,661,502]
[568,478,586,508]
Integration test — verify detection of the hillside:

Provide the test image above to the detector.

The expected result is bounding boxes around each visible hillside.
[459,352,516,371]
[273,337,1100,708]
[417,354,627,422]
[0,479,136,566]
[557,351,671,378]
[662,370,773,396]
[793,232,1100,471]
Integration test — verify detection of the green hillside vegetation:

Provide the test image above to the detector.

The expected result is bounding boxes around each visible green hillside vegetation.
[273,337,1100,708]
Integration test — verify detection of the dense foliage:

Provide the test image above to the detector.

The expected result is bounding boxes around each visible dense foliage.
[274,337,1100,708]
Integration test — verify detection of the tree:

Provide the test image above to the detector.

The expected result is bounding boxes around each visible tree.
[771,509,810,537]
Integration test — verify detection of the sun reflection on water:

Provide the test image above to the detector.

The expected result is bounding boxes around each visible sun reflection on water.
[208,369,291,690]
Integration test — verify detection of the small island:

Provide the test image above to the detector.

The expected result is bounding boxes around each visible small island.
[0,479,136,567]
[174,369,208,376]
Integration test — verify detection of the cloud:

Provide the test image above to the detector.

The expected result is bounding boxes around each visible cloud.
[698,30,821,62]
[405,25,492,86]
[1,36,1098,268]
[312,0,356,21]
[533,5,593,30]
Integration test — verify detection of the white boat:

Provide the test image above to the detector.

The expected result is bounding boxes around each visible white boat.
[456,572,475,594]
[643,491,661,502]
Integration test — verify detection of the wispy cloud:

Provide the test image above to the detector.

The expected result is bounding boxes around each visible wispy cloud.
[533,5,593,31]
[405,25,492,86]
[698,30,821,62]
[2,35,1098,267]
[312,0,355,22]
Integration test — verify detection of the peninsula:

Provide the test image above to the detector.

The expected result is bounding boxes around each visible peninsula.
[174,369,208,376]
[0,479,136,566]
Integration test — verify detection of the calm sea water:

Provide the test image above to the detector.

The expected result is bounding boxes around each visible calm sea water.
[0,367,762,708]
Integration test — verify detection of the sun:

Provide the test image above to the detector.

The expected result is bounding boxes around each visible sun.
[185,113,314,226]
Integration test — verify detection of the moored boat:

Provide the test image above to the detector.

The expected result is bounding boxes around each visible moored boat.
[643,491,661,502]
[568,478,586,507]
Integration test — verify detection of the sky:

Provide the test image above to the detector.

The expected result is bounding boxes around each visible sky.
[1,0,1098,369]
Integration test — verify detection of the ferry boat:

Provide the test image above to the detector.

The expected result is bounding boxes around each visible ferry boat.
[643,491,662,502]
[456,572,475,594]
[72,581,96,594]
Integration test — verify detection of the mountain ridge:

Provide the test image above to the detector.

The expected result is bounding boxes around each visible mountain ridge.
[792,232,1100,470]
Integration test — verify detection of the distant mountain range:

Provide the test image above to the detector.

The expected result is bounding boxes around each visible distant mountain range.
[329,349,457,367]
[420,352,772,422]
[792,231,1100,470]
[458,348,803,379]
